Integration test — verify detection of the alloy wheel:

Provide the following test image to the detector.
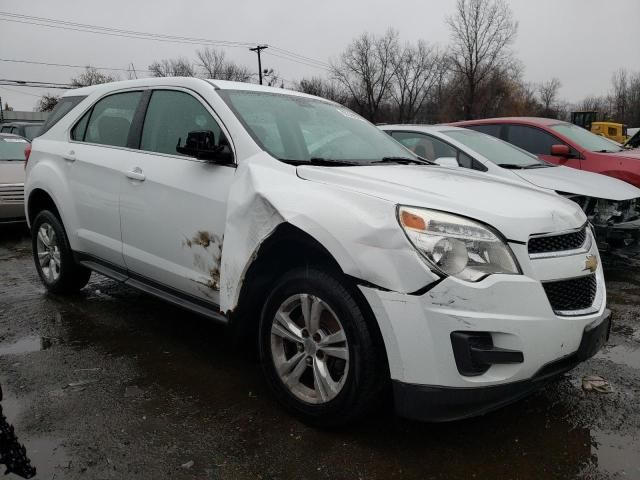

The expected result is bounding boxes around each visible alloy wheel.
[270,293,350,404]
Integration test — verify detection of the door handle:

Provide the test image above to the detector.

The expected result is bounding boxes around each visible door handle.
[63,150,76,162]
[125,167,146,181]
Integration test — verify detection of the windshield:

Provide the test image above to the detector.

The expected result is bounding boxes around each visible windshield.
[0,137,28,160]
[222,90,414,164]
[441,129,548,168]
[550,123,623,153]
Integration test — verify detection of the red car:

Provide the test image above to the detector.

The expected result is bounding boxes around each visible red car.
[452,117,640,188]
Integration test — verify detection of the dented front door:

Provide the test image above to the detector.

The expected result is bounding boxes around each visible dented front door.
[119,88,234,306]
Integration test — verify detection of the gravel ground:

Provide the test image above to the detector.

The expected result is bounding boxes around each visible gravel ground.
[1,225,639,479]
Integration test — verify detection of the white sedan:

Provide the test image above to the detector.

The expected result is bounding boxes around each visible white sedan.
[380,124,640,251]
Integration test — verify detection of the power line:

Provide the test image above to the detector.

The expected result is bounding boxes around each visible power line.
[269,46,331,68]
[0,86,45,98]
[0,57,153,73]
[0,78,73,87]
[0,81,71,90]
[0,12,332,72]
[265,51,330,71]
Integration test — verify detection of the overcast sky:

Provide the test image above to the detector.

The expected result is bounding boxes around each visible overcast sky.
[1,0,639,111]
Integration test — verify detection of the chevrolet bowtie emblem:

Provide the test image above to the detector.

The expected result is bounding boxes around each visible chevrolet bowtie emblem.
[584,254,598,273]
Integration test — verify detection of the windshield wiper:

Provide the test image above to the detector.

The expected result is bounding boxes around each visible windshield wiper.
[594,149,622,153]
[282,157,359,166]
[497,163,525,169]
[522,163,553,169]
[375,156,432,165]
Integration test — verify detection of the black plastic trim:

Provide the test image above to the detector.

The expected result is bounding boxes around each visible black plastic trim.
[75,251,227,323]
[450,331,524,376]
[127,89,152,149]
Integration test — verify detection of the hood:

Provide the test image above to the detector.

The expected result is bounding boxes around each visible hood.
[297,164,586,242]
[513,165,640,201]
[605,149,640,161]
[0,160,26,185]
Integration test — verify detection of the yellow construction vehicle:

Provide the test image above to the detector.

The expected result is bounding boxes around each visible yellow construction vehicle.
[570,112,628,143]
[591,122,628,144]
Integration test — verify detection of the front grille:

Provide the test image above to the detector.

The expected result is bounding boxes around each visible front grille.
[0,184,24,204]
[528,227,586,255]
[542,274,597,314]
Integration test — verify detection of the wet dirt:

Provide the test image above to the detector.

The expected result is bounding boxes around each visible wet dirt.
[1,226,639,479]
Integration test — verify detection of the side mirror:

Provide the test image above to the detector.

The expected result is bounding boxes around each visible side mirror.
[550,144,571,157]
[176,130,233,164]
[434,156,459,168]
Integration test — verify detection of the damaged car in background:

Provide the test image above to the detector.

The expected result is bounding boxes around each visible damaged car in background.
[380,125,640,252]
[25,78,610,426]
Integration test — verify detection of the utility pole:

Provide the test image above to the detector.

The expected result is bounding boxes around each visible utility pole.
[249,45,268,85]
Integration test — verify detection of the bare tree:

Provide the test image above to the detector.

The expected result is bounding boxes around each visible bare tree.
[537,77,562,117]
[37,94,61,112]
[296,77,348,104]
[70,66,117,87]
[447,0,518,119]
[196,47,252,82]
[331,29,400,122]
[148,58,195,77]
[390,41,443,122]
[610,68,629,122]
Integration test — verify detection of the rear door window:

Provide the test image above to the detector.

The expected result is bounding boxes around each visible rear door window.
[83,91,142,147]
[505,125,559,155]
[466,124,502,139]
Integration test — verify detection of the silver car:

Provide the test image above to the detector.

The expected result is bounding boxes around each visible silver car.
[0,133,28,223]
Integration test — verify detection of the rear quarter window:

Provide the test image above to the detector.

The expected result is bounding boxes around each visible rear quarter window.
[39,95,87,135]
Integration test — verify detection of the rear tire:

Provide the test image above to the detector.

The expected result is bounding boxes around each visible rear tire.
[31,210,91,294]
[258,267,386,427]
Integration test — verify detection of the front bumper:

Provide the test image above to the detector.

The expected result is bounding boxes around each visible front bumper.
[392,310,611,422]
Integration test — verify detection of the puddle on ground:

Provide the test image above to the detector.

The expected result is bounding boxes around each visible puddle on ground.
[592,431,640,476]
[1,382,69,479]
[0,336,53,356]
[596,344,640,370]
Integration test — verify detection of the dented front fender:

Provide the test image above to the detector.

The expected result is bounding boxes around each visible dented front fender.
[219,155,439,313]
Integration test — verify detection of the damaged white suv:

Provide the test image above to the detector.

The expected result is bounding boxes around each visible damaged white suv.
[25,78,611,426]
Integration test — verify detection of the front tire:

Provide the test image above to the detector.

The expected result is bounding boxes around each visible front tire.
[259,267,386,427]
[31,210,91,294]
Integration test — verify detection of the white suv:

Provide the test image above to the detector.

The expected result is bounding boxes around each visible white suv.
[25,78,611,426]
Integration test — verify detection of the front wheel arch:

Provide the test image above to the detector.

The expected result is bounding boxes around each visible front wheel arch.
[228,223,390,379]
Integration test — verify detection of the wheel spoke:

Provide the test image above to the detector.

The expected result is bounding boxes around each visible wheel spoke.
[274,311,303,341]
[313,357,339,402]
[276,351,305,376]
[271,322,302,344]
[37,251,50,267]
[301,294,323,333]
[38,228,49,247]
[47,259,55,282]
[320,346,349,360]
[52,251,61,267]
[47,225,56,246]
[318,330,346,347]
[283,354,308,388]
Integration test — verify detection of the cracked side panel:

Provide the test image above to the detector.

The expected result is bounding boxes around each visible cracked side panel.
[219,155,440,313]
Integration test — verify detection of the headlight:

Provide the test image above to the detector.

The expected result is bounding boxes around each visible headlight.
[398,206,520,282]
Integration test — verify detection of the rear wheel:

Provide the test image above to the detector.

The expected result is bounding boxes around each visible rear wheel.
[259,267,386,427]
[32,210,91,294]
